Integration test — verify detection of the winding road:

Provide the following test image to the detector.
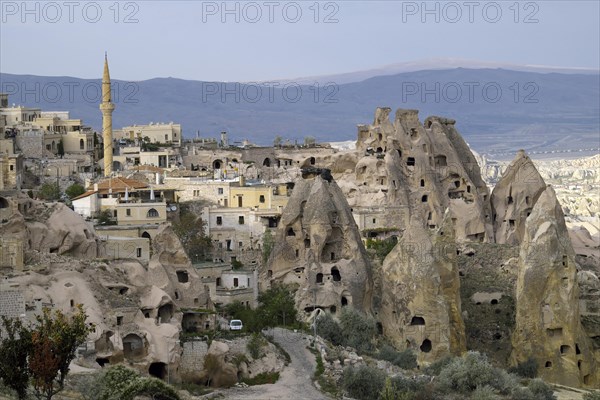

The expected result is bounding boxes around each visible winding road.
[219,328,328,400]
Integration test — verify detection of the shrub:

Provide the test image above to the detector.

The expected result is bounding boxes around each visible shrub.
[65,183,86,199]
[119,377,180,400]
[314,353,325,378]
[247,333,266,359]
[315,313,343,346]
[527,379,556,400]
[339,308,377,353]
[390,375,429,394]
[511,387,537,400]
[38,182,60,201]
[436,351,518,395]
[423,355,453,376]
[96,365,140,400]
[377,345,417,370]
[92,365,180,400]
[583,391,600,400]
[471,385,501,400]
[242,372,279,385]
[341,365,385,400]
[509,358,538,379]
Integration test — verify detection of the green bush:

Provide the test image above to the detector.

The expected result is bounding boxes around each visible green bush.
[38,182,60,200]
[65,183,86,199]
[247,333,266,359]
[436,351,518,396]
[423,355,453,376]
[242,372,279,385]
[341,365,385,400]
[314,353,325,378]
[339,308,377,353]
[366,236,398,261]
[120,377,180,400]
[511,387,537,400]
[527,379,556,400]
[377,345,417,370]
[583,391,600,400]
[509,358,538,379]
[471,385,501,400]
[91,365,180,400]
[315,313,344,346]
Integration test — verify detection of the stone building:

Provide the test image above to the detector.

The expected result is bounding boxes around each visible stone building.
[118,122,182,147]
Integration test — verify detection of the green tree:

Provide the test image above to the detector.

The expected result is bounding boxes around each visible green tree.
[0,317,32,399]
[257,285,297,328]
[65,183,86,199]
[96,209,116,226]
[273,136,283,148]
[262,229,274,264]
[38,182,60,201]
[57,139,65,158]
[29,306,93,400]
[0,306,92,400]
[172,205,212,262]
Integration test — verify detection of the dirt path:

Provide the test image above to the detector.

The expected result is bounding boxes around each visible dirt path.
[218,328,328,400]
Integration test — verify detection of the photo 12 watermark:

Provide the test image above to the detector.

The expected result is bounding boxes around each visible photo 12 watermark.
[401,81,539,104]
[1,1,140,23]
[400,1,540,24]
[201,81,339,104]
[200,1,340,23]
[1,81,140,104]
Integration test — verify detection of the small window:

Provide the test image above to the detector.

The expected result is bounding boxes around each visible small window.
[147,208,159,218]
[136,248,142,258]
[372,218,376,224]
[9,165,14,171]
[407,157,416,166]
[218,188,224,195]
[233,278,239,287]
[117,316,123,326]
[259,195,265,203]
[216,216,222,225]
[126,208,131,216]
[238,216,245,225]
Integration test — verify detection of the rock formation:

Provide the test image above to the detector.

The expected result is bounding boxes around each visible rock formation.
[511,186,598,387]
[262,167,373,315]
[0,194,212,381]
[379,211,466,364]
[332,108,493,242]
[0,194,100,259]
[490,150,547,244]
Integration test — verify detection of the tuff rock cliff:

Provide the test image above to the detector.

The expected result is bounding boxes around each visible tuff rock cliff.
[332,108,493,242]
[262,167,373,314]
[490,150,547,245]
[511,186,598,387]
[380,211,466,364]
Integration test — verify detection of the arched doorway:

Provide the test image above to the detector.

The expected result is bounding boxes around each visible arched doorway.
[149,362,167,380]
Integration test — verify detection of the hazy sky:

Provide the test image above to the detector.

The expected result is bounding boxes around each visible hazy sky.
[1,1,599,81]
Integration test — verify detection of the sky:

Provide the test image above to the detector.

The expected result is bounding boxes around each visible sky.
[1,1,599,82]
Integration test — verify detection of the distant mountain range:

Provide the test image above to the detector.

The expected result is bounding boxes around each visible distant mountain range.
[1,67,599,156]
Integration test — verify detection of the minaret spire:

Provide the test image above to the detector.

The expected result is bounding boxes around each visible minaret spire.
[100,53,115,177]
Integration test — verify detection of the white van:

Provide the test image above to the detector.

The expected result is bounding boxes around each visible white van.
[229,319,243,331]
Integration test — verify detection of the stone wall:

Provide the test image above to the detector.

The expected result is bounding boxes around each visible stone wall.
[180,340,209,374]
